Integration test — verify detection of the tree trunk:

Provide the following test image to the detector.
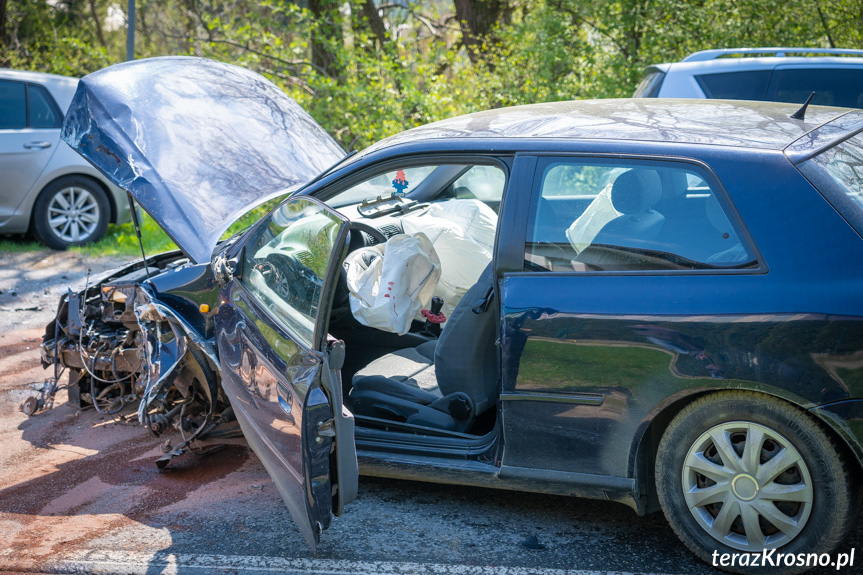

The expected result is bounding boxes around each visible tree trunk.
[88,0,107,49]
[453,0,511,62]
[309,0,343,77]
[361,0,387,48]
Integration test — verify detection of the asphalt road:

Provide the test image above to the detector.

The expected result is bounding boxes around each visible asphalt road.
[0,251,860,575]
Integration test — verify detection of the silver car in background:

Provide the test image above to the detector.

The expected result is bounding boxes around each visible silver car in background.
[634,47,863,107]
[0,69,130,249]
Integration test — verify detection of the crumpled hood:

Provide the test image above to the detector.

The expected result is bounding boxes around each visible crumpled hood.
[62,56,344,264]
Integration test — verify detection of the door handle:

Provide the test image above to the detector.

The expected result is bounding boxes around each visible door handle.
[24,141,51,149]
[277,383,293,414]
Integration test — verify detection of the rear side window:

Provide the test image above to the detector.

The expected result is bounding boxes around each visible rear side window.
[524,159,757,272]
[772,68,863,108]
[633,69,666,98]
[28,84,62,128]
[799,133,863,236]
[0,81,62,129]
[695,71,772,100]
[0,81,27,129]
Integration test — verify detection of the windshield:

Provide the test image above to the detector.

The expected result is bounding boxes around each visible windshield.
[326,166,436,207]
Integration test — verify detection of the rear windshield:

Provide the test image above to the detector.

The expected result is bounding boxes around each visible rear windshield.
[798,132,863,237]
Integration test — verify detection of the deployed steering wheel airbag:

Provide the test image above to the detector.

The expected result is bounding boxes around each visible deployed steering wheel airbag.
[345,233,441,335]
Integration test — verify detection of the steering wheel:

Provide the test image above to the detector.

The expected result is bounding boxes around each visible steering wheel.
[263,252,316,302]
[349,221,388,246]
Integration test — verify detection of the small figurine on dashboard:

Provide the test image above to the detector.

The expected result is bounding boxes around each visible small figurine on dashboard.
[392,169,409,196]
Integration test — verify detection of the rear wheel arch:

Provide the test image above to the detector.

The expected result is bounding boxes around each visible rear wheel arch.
[634,391,711,514]
[633,389,863,515]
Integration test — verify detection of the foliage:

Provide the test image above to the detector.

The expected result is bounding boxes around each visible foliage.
[6,1,863,147]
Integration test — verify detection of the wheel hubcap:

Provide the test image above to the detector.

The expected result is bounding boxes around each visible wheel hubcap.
[681,421,813,552]
[731,473,760,501]
[47,186,100,243]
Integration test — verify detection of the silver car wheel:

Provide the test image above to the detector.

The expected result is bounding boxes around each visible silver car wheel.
[47,185,102,243]
[682,421,813,552]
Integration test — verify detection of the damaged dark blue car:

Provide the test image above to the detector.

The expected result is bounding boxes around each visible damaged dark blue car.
[41,57,863,574]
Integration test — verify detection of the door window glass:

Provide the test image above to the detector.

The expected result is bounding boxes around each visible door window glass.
[242,198,344,345]
[27,85,61,128]
[524,160,757,272]
[0,81,26,129]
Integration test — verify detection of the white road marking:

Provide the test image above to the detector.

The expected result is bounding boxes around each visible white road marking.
[35,550,682,575]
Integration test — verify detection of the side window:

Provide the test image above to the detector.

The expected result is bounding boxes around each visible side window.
[28,85,61,128]
[452,164,506,210]
[0,81,27,129]
[524,160,757,272]
[241,198,344,345]
[772,69,863,108]
[695,71,772,101]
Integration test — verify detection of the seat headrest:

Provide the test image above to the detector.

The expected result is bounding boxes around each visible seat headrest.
[706,193,732,234]
[610,169,662,214]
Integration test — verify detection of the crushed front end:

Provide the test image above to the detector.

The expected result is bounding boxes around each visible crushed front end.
[40,253,241,468]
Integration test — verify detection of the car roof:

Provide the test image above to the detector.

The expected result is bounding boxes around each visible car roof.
[682,47,863,61]
[360,98,855,155]
[0,68,78,85]
[649,56,863,76]
[646,48,863,75]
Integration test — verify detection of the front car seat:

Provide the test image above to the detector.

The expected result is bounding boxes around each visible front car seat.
[348,264,497,432]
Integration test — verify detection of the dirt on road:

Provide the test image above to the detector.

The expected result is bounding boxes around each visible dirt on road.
[0,250,281,573]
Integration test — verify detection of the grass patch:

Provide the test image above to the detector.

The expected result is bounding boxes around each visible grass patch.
[70,212,177,258]
[0,212,176,258]
[0,238,46,253]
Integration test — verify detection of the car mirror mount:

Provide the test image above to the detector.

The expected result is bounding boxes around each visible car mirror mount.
[213,253,238,286]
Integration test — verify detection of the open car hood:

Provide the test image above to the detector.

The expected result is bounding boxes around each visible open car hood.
[62,57,344,264]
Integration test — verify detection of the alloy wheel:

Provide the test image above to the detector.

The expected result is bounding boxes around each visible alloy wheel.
[681,421,813,552]
[47,186,102,243]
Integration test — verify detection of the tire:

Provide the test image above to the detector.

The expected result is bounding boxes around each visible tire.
[31,176,111,250]
[656,391,859,575]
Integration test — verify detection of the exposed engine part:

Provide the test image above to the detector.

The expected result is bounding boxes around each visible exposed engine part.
[40,258,241,468]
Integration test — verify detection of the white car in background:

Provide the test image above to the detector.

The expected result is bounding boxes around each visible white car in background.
[0,69,130,249]
[634,47,863,108]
